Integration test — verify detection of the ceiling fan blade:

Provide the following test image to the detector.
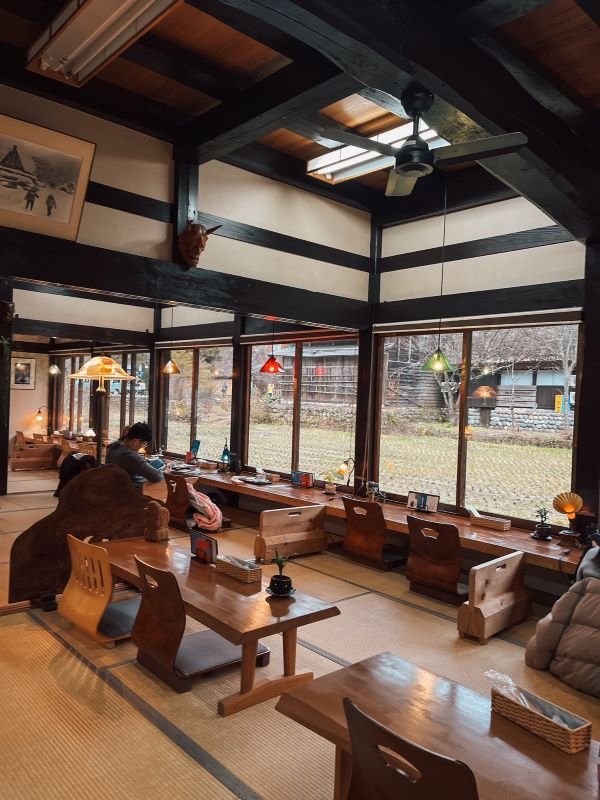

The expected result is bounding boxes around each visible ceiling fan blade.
[385,172,418,197]
[433,132,527,167]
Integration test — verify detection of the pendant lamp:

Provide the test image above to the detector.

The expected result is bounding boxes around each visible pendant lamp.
[162,306,181,375]
[70,355,134,393]
[259,321,285,374]
[423,180,453,373]
[48,363,61,376]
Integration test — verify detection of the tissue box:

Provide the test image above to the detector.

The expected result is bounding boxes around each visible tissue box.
[491,686,592,753]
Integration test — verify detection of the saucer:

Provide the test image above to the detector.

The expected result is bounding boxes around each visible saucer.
[266,587,296,597]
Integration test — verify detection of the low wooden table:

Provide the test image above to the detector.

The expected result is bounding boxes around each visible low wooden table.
[193,472,583,575]
[101,538,340,716]
[276,652,598,800]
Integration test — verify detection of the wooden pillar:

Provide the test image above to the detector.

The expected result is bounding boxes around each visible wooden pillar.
[456,331,472,508]
[172,161,199,264]
[0,278,14,495]
[573,240,600,518]
[148,305,161,446]
[291,342,302,471]
[230,314,248,467]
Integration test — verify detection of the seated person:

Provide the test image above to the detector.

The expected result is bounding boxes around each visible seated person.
[105,422,165,490]
[54,452,96,497]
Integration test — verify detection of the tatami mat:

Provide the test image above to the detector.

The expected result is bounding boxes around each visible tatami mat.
[299,592,600,728]
[0,614,237,800]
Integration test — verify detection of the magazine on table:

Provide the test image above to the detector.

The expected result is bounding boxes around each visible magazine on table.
[189,529,218,563]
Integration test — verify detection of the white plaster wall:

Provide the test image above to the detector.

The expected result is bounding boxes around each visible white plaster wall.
[9,352,49,440]
[380,240,585,302]
[77,204,171,260]
[199,161,370,256]
[0,84,173,201]
[161,307,234,327]
[201,235,368,301]
[382,197,556,257]
[14,289,155,332]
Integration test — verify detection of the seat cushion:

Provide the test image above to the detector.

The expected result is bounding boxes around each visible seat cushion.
[175,629,270,678]
[98,595,141,639]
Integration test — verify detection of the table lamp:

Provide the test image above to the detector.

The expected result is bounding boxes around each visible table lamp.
[552,491,583,542]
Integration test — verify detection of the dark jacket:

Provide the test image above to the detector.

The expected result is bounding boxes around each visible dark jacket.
[105,441,164,488]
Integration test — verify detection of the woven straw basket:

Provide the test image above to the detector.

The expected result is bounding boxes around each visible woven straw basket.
[491,687,592,754]
[216,558,262,584]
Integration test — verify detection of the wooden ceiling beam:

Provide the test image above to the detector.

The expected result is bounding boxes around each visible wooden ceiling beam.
[123,35,251,102]
[176,62,359,163]
[474,31,600,159]
[574,0,600,25]
[221,142,381,211]
[448,1,555,36]
[287,112,398,155]
[184,0,324,63]
[211,1,598,238]
[0,43,185,141]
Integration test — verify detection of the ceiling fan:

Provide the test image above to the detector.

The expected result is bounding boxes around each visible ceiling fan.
[385,83,527,197]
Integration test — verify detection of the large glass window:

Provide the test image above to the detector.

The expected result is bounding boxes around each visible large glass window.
[378,333,463,505]
[298,340,359,481]
[248,343,295,472]
[195,346,233,461]
[133,352,150,424]
[464,325,578,522]
[164,349,194,453]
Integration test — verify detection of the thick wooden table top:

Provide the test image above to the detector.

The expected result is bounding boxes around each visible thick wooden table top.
[276,652,598,800]
[192,472,581,574]
[102,538,340,645]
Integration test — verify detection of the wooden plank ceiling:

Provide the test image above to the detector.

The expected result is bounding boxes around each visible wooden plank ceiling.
[0,0,598,225]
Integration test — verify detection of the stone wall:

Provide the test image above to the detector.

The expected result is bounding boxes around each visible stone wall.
[468,407,574,431]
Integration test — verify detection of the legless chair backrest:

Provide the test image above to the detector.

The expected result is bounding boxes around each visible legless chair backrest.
[132,557,187,672]
[33,433,45,442]
[342,497,387,560]
[58,534,114,646]
[15,431,26,444]
[406,515,462,594]
[343,698,480,800]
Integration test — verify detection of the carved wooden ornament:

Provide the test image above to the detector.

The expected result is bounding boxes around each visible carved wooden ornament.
[177,220,221,269]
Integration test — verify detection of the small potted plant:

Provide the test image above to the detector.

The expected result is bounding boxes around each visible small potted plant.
[531,506,553,541]
[268,550,293,596]
[321,469,338,495]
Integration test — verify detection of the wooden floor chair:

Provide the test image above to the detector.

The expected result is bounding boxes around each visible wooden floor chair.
[343,698,480,800]
[406,515,466,605]
[254,505,327,562]
[10,439,58,471]
[132,557,270,693]
[33,432,45,442]
[342,497,407,570]
[457,551,530,644]
[58,534,141,648]
[164,473,192,528]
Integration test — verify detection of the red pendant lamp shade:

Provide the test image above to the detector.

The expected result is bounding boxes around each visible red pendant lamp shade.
[259,354,285,374]
[259,320,285,374]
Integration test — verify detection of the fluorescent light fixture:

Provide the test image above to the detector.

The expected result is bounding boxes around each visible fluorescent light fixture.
[27,0,181,86]
[306,121,448,184]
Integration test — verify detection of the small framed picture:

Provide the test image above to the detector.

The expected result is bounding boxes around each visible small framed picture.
[407,490,439,513]
[11,357,36,389]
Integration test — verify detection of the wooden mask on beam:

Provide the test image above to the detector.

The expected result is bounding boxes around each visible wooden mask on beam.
[177,220,221,269]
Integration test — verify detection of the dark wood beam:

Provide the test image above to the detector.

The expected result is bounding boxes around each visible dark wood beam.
[287,112,397,155]
[373,166,517,227]
[185,0,324,63]
[574,0,600,25]
[222,142,381,212]
[0,42,186,141]
[0,278,13,495]
[13,319,154,347]
[449,1,554,36]
[13,280,156,308]
[0,0,63,25]
[176,62,358,163]
[0,227,370,330]
[473,32,600,158]
[156,321,234,341]
[11,340,50,353]
[124,35,249,102]
[214,1,598,238]
[173,161,199,262]
[573,240,600,516]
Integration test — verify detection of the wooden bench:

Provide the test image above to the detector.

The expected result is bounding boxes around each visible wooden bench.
[10,441,58,470]
[457,551,530,644]
[254,505,328,562]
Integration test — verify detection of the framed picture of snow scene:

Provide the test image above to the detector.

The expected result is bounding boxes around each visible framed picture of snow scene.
[0,114,95,240]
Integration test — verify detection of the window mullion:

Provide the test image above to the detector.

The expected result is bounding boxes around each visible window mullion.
[456,331,472,508]
[291,342,302,471]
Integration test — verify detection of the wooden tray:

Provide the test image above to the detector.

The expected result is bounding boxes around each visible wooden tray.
[491,686,591,753]
[216,557,262,583]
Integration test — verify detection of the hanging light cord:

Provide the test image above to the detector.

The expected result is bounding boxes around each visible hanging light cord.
[437,180,448,348]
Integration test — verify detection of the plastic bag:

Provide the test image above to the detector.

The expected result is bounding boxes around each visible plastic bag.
[485,670,574,728]
[485,670,534,709]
